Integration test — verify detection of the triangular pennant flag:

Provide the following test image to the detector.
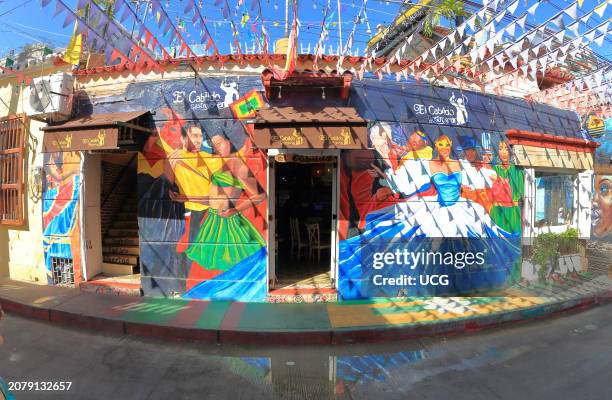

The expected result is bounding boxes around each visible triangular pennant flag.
[566,21,580,36]
[564,3,578,19]
[76,0,88,11]
[527,3,539,16]
[466,15,477,30]
[507,0,519,14]
[62,12,75,28]
[457,24,466,38]
[120,5,131,23]
[505,22,516,37]
[53,0,66,18]
[593,34,605,47]
[495,53,505,67]
[41,0,52,7]
[594,2,607,18]
[584,30,596,42]
[495,11,506,24]
[551,14,565,30]
[555,31,565,43]
[517,15,527,31]
[520,49,529,62]
[527,31,537,43]
[597,21,610,36]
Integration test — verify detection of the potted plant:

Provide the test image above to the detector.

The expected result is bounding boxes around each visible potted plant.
[529,228,581,283]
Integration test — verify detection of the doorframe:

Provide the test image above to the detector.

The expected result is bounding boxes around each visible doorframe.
[266,148,341,291]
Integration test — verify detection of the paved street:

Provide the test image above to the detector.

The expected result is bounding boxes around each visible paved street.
[1,303,611,400]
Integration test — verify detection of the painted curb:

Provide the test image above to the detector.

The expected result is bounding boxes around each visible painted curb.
[1,293,611,346]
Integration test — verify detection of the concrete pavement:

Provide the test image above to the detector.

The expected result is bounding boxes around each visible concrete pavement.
[2,302,612,399]
[0,273,611,345]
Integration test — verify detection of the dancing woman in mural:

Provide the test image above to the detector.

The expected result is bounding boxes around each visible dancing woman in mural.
[166,128,267,301]
[490,141,524,236]
[339,128,521,299]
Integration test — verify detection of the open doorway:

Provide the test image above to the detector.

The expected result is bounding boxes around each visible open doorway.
[273,160,336,294]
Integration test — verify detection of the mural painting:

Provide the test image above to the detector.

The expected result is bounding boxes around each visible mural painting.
[587,115,611,244]
[338,122,524,300]
[42,151,83,285]
[134,78,269,301]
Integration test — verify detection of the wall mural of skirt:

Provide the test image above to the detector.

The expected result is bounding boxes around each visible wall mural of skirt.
[338,122,524,300]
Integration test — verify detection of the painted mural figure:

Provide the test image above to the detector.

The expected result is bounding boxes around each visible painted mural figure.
[42,151,82,283]
[339,124,523,299]
[489,141,524,236]
[449,92,468,125]
[164,124,267,300]
[592,175,612,240]
[220,81,240,108]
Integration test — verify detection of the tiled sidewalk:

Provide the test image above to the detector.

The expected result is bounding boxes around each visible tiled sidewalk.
[1,274,611,345]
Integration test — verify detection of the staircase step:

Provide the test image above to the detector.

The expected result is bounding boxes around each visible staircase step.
[103,237,139,246]
[103,254,139,265]
[113,220,139,229]
[103,245,140,256]
[101,262,138,276]
[107,228,139,237]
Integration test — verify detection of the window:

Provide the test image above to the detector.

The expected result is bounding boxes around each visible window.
[534,171,576,228]
[0,114,27,226]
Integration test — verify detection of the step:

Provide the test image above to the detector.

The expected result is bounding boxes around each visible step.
[103,254,139,265]
[107,228,139,237]
[113,220,139,229]
[103,237,139,246]
[101,262,138,277]
[103,245,140,256]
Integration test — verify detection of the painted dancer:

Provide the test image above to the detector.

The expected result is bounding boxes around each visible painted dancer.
[489,140,524,236]
[339,134,520,299]
[169,131,267,301]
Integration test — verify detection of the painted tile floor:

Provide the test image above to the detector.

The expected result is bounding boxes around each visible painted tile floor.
[1,273,611,333]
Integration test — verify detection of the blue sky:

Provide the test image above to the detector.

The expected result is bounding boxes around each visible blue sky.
[0,0,610,63]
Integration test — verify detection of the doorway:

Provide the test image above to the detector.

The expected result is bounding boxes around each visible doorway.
[273,159,336,292]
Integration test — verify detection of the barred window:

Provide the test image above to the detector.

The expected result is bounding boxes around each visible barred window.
[0,114,27,226]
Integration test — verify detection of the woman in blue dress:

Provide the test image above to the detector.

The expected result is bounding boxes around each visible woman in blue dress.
[339,135,521,299]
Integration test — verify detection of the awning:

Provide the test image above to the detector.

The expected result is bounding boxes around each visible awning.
[253,107,368,149]
[41,111,153,152]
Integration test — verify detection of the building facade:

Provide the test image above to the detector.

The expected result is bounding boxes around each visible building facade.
[1,58,599,302]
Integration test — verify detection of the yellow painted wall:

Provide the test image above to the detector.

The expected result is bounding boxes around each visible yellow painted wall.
[0,63,71,283]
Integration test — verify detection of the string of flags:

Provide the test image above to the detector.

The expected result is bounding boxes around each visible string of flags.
[31,0,610,115]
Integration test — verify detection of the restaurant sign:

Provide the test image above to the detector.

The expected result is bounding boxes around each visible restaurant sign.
[253,126,367,149]
[42,129,119,152]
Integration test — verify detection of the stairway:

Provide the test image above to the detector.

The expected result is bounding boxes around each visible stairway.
[101,194,140,276]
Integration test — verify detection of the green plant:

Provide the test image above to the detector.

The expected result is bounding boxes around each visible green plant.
[558,227,579,255]
[531,228,580,282]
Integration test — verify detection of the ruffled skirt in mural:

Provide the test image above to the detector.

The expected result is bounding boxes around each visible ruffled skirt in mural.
[339,197,521,300]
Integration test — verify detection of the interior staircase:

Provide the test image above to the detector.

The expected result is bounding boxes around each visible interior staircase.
[102,193,140,276]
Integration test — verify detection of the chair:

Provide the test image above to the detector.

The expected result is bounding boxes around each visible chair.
[305,223,331,262]
[289,217,308,260]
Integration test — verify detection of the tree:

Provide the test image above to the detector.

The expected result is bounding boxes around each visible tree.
[422,0,467,37]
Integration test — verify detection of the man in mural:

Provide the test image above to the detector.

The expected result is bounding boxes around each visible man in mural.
[489,140,523,236]
[172,131,267,301]
[396,130,433,162]
[592,175,612,240]
[42,151,82,283]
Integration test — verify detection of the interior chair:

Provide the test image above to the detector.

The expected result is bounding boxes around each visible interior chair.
[289,217,308,260]
[305,222,331,262]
